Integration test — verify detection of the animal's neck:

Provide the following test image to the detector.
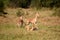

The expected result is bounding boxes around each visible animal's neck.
[35,15,38,19]
[34,15,38,21]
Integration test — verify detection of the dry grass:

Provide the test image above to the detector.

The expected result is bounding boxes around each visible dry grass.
[0,8,60,40]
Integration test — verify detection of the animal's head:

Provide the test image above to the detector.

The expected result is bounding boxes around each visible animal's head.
[36,13,39,17]
[19,16,23,19]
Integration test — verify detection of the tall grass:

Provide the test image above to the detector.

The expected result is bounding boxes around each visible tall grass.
[0,22,60,40]
[52,8,60,17]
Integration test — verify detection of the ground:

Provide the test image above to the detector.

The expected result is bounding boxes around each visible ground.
[0,8,60,40]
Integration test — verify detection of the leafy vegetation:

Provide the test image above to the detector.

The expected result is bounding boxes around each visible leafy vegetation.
[0,0,60,8]
[0,0,4,12]
[16,9,24,17]
[0,0,8,17]
[52,8,60,17]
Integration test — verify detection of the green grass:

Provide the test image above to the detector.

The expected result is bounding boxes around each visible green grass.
[0,8,60,40]
[0,23,60,40]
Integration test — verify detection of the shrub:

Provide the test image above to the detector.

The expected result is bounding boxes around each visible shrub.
[0,0,60,9]
[31,0,60,8]
[16,9,24,17]
[0,0,8,17]
[52,8,60,17]
[0,0,4,12]
[8,0,31,8]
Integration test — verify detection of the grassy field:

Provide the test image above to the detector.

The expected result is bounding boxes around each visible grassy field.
[0,8,60,40]
[0,23,60,40]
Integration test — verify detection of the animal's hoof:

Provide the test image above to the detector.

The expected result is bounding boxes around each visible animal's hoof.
[33,27,38,30]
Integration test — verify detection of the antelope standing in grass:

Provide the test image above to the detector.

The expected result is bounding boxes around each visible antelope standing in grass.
[25,13,39,31]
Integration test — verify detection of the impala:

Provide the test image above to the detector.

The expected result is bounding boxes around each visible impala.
[26,13,39,24]
[25,13,39,30]
[17,16,24,27]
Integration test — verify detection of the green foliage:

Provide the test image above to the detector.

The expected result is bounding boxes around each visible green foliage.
[8,0,31,8]
[0,0,4,16]
[31,0,41,8]
[0,0,8,17]
[31,0,60,8]
[18,0,31,8]
[0,0,60,8]
[3,0,10,7]
[0,0,9,8]
[0,0,4,12]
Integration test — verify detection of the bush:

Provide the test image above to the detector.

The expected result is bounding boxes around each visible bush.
[0,0,8,17]
[8,0,31,8]
[31,0,60,8]
[16,9,24,17]
[0,0,4,12]
[0,0,4,16]
[52,8,60,17]
[0,0,60,8]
